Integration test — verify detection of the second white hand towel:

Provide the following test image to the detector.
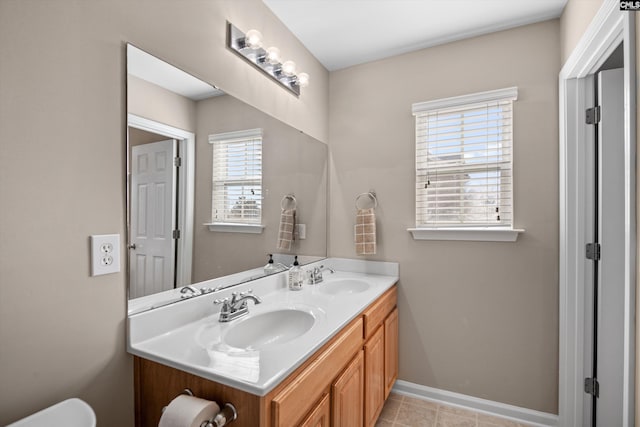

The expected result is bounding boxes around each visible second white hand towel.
[355,207,376,255]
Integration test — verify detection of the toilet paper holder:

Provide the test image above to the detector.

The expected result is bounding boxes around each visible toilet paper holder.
[201,403,237,427]
[162,389,238,427]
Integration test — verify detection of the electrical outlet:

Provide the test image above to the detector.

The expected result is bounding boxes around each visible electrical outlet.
[91,234,120,276]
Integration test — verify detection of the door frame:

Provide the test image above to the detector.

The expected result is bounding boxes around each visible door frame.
[558,1,636,426]
[127,113,195,288]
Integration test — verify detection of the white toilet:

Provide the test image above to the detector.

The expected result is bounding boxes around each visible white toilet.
[7,398,96,427]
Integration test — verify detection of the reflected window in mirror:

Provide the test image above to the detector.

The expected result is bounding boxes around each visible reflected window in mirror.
[210,128,263,225]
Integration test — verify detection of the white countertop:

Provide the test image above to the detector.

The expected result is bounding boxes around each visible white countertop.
[127,258,398,396]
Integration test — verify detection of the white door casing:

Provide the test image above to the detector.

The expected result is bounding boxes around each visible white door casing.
[130,139,177,298]
[558,1,636,426]
[127,114,195,290]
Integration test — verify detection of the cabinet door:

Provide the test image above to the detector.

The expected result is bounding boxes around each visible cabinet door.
[332,350,364,427]
[364,326,385,427]
[300,393,330,427]
[384,307,399,399]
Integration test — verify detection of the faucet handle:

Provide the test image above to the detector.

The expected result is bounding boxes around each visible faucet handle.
[231,289,253,303]
[213,297,230,306]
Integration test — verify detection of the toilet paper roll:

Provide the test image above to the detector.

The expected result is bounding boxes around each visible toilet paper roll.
[158,394,220,427]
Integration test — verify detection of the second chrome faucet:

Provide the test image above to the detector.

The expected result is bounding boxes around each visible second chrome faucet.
[308,265,335,285]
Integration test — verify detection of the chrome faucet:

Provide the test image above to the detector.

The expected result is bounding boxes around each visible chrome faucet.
[180,285,200,298]
[309,265,335,284]
[214,290,262,322]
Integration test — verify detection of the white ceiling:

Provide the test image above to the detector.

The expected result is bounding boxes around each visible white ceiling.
[262,0,568,71]
[127,45,223,100]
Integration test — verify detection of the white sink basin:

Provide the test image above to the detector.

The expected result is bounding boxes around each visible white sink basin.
[223,309,315,350]
[318,279,370,295]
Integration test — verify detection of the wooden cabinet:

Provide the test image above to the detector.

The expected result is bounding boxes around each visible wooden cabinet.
[364,326,385,427]
[363,288,398,427]
[271,319,363,427]
[134,285,398,427]
[331,350,364,427]
[300,394,331,427]
[384,307,399,399]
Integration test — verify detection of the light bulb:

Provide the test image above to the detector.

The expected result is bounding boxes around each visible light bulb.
[266,47,281,64]
[281,60,296,77]
[244,29,263,49]
[297,72,310,88]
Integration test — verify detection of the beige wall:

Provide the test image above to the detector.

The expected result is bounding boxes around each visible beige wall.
[328,20,560,413]
[128,75,196,132]
[560,0,606,65]
[0,0,328,425]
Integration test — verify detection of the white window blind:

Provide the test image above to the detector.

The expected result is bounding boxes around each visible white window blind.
[209,128,262,224]
[412,87,517,228]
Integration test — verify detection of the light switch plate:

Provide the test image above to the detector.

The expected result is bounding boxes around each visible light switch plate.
[91,234,121,276]
[295,224,306,240]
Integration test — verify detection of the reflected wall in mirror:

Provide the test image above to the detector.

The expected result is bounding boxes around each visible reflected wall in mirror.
[126,44,327,313]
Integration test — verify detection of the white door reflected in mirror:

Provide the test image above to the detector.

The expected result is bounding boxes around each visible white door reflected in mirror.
[130,139,177,298]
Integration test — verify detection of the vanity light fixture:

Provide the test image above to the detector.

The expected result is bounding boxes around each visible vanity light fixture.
[244,29,263,49]
[227,22,309,96]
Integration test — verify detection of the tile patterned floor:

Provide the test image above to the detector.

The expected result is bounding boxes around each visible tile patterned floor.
[376,393,534,427]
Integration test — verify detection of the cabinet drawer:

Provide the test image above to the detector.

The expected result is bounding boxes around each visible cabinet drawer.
[362,285,397,338]
[272,317,364,427]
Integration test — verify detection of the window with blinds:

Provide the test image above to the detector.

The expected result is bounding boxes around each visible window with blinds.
[412,87,517,228]
[209,128,262,224]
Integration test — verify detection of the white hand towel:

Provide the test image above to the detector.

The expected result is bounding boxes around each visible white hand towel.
[355,207,376,255]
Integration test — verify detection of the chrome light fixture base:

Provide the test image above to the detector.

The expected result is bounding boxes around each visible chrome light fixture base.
[227,22,303,97]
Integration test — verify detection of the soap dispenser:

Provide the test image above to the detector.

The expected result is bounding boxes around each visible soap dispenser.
[264,254,276,275]
[288,256,303,291]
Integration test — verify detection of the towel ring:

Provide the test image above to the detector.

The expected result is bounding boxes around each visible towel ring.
[355,191,378,210]
[281,194,297,210]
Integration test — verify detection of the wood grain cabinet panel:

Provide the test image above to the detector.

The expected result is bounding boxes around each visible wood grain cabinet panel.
[384,307,399,399]
[364,326,385,427]
[271,318,363,427]
[362,287,397,339]
[299,393,331,427]
[332,350,364,427]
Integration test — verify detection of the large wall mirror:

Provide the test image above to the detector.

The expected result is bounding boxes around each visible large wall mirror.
[126,44,327,314]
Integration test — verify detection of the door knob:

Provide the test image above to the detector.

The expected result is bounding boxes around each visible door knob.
[128,243,137,250]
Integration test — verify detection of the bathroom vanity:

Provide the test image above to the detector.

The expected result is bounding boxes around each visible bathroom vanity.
[128,259,399,427]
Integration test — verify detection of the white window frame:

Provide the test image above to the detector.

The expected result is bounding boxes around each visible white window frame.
[205,128,265,234]
[408,87,524,242]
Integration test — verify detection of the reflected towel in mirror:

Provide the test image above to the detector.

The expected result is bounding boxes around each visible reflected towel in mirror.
[277,208,296,251]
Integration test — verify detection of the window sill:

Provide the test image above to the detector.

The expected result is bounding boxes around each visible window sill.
[407,227,524,242]
[205,222,265,234]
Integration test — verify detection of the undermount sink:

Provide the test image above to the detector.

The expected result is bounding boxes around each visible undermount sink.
[223,309,315,350]
[318,279,370,295]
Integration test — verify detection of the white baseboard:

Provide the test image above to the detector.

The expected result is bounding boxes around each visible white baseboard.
[392,380,559,427]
